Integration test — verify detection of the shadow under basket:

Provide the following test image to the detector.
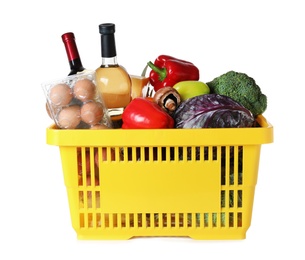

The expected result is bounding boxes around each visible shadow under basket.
[46,115,273,240]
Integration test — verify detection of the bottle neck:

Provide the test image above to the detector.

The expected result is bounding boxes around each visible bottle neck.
[68,59,85,75]
[101,57,118,67]
[62,32,85,75]
[100,33,118,66]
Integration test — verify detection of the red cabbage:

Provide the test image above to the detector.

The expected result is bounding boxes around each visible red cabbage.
[173,94,255,128]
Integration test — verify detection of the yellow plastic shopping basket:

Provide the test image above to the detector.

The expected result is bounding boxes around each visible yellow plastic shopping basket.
[46,115,273,240]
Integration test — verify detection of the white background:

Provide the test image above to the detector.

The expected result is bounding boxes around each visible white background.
[1,0,304,259]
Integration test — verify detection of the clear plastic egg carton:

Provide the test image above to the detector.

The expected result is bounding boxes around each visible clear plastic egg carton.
[42,70,112,129]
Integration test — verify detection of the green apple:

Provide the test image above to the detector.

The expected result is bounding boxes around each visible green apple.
[173,80,210,101]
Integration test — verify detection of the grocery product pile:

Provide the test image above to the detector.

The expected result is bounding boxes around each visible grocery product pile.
[44,54,267,130]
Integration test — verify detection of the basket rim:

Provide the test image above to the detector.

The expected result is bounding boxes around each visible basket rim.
[46,115,273,147]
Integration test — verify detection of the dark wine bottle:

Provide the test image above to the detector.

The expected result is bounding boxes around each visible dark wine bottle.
[62,32,85,75]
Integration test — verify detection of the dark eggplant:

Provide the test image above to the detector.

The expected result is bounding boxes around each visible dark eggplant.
[173,94,255,128]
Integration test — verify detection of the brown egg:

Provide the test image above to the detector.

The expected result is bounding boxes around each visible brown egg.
[57,105,81,129]
[81,101,104,125]
[73,78,96,102]
[90,124,109,129]
[49,83,73,106]
[94,148,116,164]
[45,102,53,118]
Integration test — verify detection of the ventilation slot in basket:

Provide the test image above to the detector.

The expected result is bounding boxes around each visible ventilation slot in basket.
[78,212,243,229]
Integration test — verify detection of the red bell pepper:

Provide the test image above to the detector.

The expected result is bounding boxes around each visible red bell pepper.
[122,97,174,129]
[147,55,200,91]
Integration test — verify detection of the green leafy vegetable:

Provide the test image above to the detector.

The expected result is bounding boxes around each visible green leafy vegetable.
[207,70,267,117]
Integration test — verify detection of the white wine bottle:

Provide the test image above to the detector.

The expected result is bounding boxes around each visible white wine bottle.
[95,23,131,127]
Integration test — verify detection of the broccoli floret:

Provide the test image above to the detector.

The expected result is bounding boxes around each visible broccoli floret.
[206,71,267,117]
